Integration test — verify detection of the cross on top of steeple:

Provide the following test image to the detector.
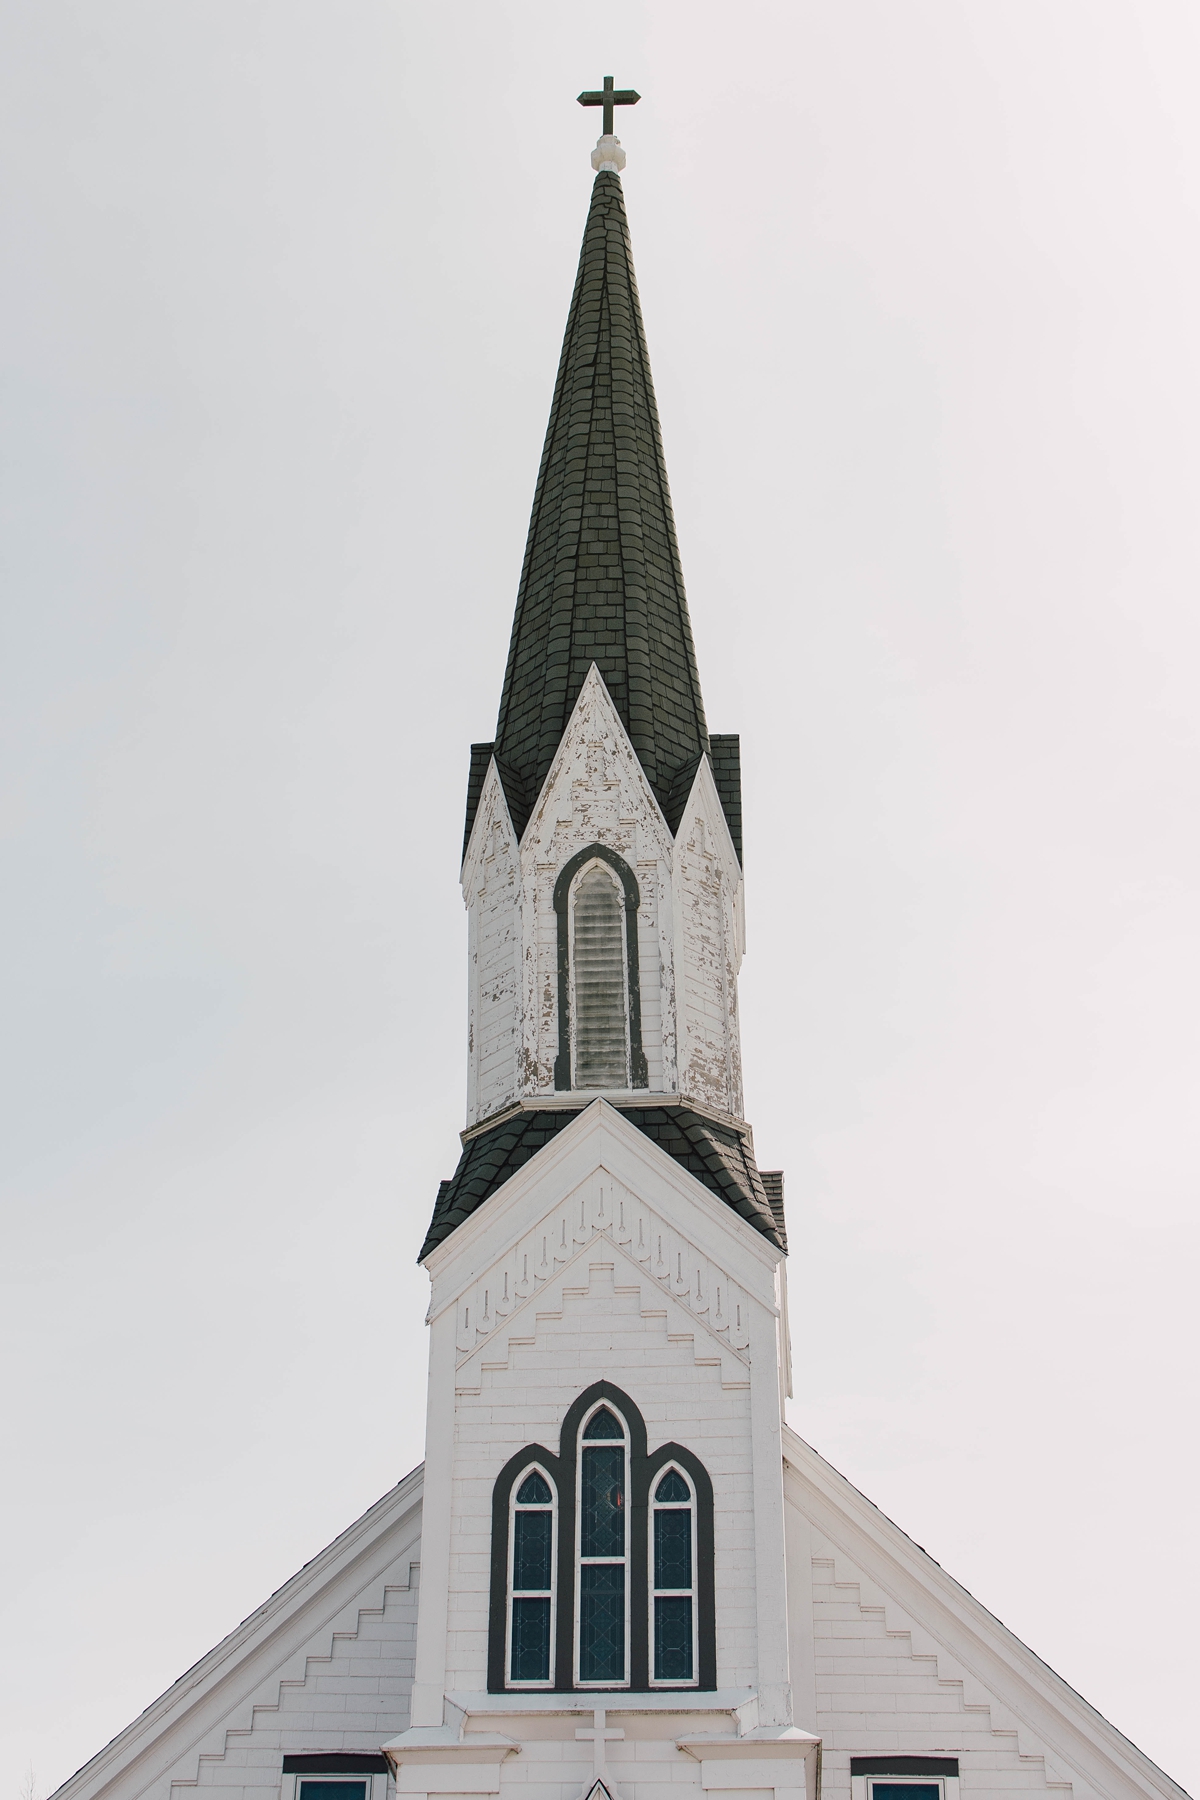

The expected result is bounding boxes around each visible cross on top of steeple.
[577,74,640,137]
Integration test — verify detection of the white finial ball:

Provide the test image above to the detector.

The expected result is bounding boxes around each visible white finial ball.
[591,134,626,173]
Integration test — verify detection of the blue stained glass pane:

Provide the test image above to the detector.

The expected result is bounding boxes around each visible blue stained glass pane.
[513,1509,552,1590]
[579,1564,625,1682]
[654,1506,691,1588]
[510,1596,552,1682]
[581,1445,624,1556]
[654,1596,693,1681]
[654,1469,690,1502]
[871,1789,940,1800]
[583,1406,623,1439]
[516,1471,552,1504]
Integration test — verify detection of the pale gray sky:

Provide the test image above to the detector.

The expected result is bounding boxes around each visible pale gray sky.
[2,3,1197,1796]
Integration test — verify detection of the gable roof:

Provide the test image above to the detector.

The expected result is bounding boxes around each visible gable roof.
[482,170,713,846]
[783,1427,1189,1800]
[50,1468,424,1800]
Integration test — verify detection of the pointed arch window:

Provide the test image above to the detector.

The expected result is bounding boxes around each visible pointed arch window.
[507,1467,557,1685]
[488,1381,716,1693]
[571,867,629,1088]
[650,1466,698,1684]
[577,1403,629,1685]
[553,845,648,1092]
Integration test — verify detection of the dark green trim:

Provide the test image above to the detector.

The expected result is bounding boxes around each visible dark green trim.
[552,843,647,1092]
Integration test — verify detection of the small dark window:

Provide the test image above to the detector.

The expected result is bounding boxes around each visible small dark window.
[299,1787,366,1800]
[872,1789,941,1800]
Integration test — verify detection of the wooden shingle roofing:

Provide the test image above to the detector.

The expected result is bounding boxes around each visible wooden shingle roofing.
[465,170,740,858]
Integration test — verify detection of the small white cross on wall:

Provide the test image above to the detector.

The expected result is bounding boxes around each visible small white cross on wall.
[575,1707,624,1778]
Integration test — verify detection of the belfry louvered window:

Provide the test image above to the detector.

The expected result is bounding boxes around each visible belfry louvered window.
[507,1467,556,1685]
[570,864,630,1088]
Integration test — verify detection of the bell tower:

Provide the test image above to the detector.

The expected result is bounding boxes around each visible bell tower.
[397,91,800,1785]
[423,154,782,1269]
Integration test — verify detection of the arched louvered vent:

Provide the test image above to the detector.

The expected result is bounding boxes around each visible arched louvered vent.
[572,865,629,1088]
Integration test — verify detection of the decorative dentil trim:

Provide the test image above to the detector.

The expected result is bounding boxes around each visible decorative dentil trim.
[451,1171,753,1370]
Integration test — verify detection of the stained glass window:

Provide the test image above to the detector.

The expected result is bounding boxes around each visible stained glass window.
[494,1389,716,1693]
[581,1446,624,1557]
[509,1465,555,1684]
[654,1468,690,1502]
[579,1563,625,1682]
[654,1507,691,1588]
[514,1509,552,1590]
[651,1464,696,1684]
[577,1405,628,1685]
[653,1594,693,1682]
[583,1406,623,1439]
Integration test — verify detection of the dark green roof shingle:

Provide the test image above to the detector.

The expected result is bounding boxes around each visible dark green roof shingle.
[479,171,716,846]
[418,1103,783,1262]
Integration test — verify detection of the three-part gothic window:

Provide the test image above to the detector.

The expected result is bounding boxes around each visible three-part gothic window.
[489,1383,714,1692]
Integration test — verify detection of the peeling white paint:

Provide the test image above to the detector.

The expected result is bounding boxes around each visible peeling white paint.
[461,665,745,1127]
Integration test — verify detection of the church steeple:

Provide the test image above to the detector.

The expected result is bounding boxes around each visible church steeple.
[466,168,739,853]
[432,128,776,1264]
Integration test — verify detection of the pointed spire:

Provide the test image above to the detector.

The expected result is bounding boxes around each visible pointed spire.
[488,170,711,841]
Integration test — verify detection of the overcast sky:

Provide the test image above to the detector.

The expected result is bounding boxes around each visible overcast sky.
[2,3,1198,1796]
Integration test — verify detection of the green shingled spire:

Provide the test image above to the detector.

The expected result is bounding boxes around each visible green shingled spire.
[485,169,712,842]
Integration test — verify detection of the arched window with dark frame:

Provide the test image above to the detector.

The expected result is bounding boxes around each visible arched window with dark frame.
[553,846,648,1092]
[650,1465,698,1684]
[507,1466,557,1686]
[576,1402,629,1685]
[571,865,630,1088]
[487,1382,716,1693]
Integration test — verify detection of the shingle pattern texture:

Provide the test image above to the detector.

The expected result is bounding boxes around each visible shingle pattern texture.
[758,1169,787,1253]
[708,735,743,865]
[463,743,495,862]
[418,1104,783,1262]
[488,171,712,844]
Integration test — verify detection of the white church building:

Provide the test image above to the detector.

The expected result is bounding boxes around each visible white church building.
[52,106,1188,1800]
